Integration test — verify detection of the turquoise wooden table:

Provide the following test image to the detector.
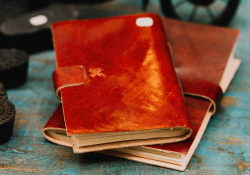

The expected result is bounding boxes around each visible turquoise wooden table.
[1,0,250,174]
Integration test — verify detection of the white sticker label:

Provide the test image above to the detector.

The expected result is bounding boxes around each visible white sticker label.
[136,17,153,27]
[29,15,48,26]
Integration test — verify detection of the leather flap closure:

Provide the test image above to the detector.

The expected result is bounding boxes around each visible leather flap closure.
[182,78,223,114]
[53,65,87,100]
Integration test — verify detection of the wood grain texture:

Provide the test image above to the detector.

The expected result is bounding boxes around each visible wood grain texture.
[0,0,250,174]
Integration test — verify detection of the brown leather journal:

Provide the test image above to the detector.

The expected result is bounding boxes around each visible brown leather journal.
[48,13,192,153]
[42,16,240,171]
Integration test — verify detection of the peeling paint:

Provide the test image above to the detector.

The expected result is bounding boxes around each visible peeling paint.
[12,149,24,154]
[188,155,206,169]
[220,137,245,145]
[237,160,250,174]
[220,96,237,107]
[217,147,234,155]
[0,164,39,172]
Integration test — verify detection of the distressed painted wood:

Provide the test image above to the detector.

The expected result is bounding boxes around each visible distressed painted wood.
[0,0,250,174]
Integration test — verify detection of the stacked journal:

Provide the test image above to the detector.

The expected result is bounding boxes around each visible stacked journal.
[42,13,240,171]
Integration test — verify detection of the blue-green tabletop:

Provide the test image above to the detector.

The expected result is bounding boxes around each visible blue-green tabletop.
[1,0,250,174]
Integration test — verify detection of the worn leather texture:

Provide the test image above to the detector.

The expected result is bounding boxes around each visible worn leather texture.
[161,17,239,90]
[146,95,211,154]
[144,17,239,154]
[53,65,87,99]
[100,18,240,170]
[43,104,65,129]
[42,95,209,151]
[42,104,72,147]
[180,78,223,114]
[43,15,239,160]
[51,13,192,151]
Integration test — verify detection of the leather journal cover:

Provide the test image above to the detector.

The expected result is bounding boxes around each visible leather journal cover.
[49,13,192,153]
[42,16,240,171]
[101,18,240,171]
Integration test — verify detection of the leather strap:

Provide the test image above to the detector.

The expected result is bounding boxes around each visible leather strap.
[53,65,87,100]
[181,78,223,114]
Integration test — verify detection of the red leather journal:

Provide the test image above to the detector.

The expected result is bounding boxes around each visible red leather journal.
[49,13,192,153]
[101,18,240,171]
[42,16,240,171]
